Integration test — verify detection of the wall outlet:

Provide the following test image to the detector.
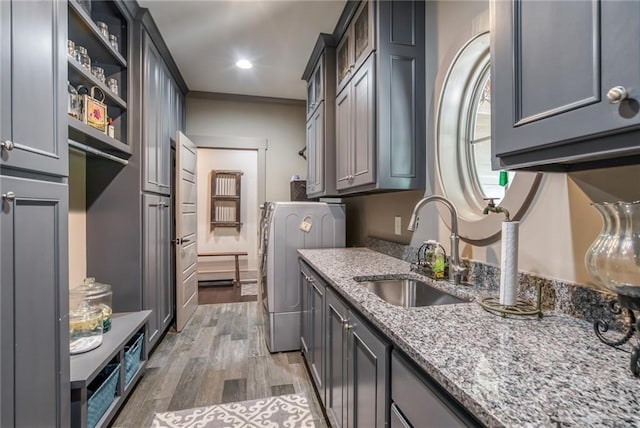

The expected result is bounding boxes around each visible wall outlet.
[394,216,402,235]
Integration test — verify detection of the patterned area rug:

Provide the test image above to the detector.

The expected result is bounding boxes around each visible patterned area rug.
[151,393,314,428]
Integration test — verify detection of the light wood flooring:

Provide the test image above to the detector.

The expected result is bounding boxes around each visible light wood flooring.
[112,302,327,427]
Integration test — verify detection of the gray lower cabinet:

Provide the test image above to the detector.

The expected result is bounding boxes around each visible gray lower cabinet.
[0,0,67,177]
[0,175,69,427]
[391,351,480,427]
[300,262,326,404]
[347,309,389,428]
[322,285,389,428]
[325,288,348,428]
[143,193,172,349]
[492,0,640,170]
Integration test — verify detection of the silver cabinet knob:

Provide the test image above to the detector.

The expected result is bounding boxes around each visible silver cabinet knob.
[2,191,16,202]
[607,86,628,104]
[1,140,14,151]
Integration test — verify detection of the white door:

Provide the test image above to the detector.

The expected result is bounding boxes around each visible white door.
[175,131,198,331]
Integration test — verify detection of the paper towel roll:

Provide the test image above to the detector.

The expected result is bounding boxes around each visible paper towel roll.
[500,221,519,306]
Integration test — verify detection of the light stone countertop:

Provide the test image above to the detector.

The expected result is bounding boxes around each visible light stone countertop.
[298,247,639,428]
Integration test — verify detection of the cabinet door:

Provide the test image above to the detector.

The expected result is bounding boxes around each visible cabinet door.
[492,0,640,166]
[306,117,317,195]
[350,55,376,189]
[391,352,472,427]
[325,288,348,428]
[143,193,160,347]
[336,31,353,94]
[142,33,161,193]
[159,65,172,193]
[352,1,374,72]
[336,86,352,191]
[307,106,325,196]
[300,266,312,357]
[0,175,69,427]
[312,106,325,194]
[142,34,170,195]
[310,275,325,402]
[0,0,67,177]
[348,310,389,428]
[159,195,172,330]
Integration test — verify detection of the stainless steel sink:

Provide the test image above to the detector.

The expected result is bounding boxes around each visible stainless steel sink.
[355,278,467,307]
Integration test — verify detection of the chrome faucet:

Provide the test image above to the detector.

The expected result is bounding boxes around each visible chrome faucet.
[408,195,468,285]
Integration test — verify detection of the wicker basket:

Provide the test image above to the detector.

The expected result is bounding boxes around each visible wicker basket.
[124,333,144,386]
[87,363,120,428]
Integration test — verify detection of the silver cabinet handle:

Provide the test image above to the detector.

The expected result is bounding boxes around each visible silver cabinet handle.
[344,322,354,331]
[2,191,15,202]
[607,86,628,104]
[1,140,14,151]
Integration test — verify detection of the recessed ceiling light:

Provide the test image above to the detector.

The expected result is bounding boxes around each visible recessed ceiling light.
[236,59,252,69]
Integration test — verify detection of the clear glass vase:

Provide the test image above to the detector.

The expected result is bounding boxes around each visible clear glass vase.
[585,200,640,297]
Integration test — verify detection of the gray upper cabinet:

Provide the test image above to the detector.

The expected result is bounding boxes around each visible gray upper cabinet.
[334,0,425,194]
[336,1,374,94]
[142,32,171,195]
[303,34,337,198]
[336,54,375,191]
[492,0,640,170]
[307,57,324,119]
[1,175,69,428]
[0,0,67,177]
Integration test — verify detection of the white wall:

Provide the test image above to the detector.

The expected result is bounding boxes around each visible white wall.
[196,148,259,278]
[346,0,640,287]
[68,151,86,288]
[186,95,307,202]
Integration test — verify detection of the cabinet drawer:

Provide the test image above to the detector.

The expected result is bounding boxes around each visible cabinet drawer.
[392,352,473,427]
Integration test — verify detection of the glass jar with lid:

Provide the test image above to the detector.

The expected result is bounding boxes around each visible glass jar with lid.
[109,34,119,52]
[76,46,91,71]
[69,302,103,354]
[96,21,109,38]
[70,277,113,332]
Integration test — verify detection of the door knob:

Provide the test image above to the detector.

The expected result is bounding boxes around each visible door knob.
[607,86,628,104]
[1,140,14,151]
[2,191,15,202]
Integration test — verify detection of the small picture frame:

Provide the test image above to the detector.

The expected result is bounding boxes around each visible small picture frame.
[83,87,107,132]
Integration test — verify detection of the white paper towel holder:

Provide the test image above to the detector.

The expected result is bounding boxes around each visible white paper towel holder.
[478,281,543,318]
[479,199,543,318]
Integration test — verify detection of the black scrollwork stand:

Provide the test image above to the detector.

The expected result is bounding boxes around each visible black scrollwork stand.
[594,294,640,376]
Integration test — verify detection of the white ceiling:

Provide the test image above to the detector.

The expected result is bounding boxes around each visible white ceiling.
[138,0,346,100]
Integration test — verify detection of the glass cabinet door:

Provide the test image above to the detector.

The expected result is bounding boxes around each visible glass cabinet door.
[336,33,351,91]
[307,79,315,117]
[314,59,323,105]
[353,1,373,67]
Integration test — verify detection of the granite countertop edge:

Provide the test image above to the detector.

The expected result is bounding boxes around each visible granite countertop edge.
[297,247,638,428]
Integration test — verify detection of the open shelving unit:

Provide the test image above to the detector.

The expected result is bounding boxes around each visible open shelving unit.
[70,311,151,428]
[210,170,243,231]
[67,0,130,157]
